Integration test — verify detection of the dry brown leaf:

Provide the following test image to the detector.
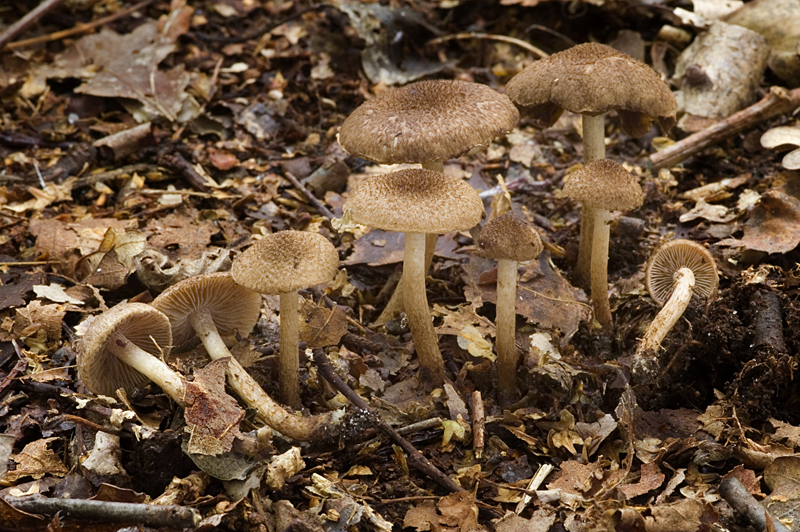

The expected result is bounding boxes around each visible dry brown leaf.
[298,298,348,348]
[13,300,65,341]
[718,190,800,254]
[619,462,666,499]
[643,498,706,532]
[7,437,69,482]
[494,508,556,532]
[547,460,602,495]
[404,492,484,532]
[771,418,800,448]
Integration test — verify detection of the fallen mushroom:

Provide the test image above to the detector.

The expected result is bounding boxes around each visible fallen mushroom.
[760,125,800,170]
[506,42,676,287]
[632,239,719,381]
[562,159,643,329]
[152,272,341,441]
[476,213,543,404]
[231,231,339,408]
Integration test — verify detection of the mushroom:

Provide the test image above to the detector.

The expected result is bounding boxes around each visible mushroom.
[760,126,800,170]
[231,231,339,408]
[632,239,719,381]
[152,272,337,441]
[338,79,519,323]
[78,303,184,400]
[562,159,643,329]
[505,42,676,286]
[476,213,543,404]
[343,168,484,386]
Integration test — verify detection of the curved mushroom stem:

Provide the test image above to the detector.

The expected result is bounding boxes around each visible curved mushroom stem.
[495,258,519,405]
[632,268,695,381]
[575,113,606,288]
[590,207,613,329]
[187,308,336,441]
[279,291,301,408]
[404,231,444,386]
[106,331,187,404]
[375,233,438,325]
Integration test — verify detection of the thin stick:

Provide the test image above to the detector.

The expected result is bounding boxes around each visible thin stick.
[471,391,484,460]
[283,172,336,220]
[719,477,790,532]
[0,0,66,50]
[312,348,464,494]
[4,0,156,51]
[650,86,800,171]
[73,164,158,189]
[427,33,549,59]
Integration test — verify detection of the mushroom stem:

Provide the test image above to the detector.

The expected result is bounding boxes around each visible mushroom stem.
[589,208,613,329]
[279,291,301,408]
[186,308,339,441]
[495,257,519,404]
[106,331,186,403]
[575,113,606,288]
[375,233,438,325]
[635,267,695,360]
[404,231,444,385]
[422,161,445,173]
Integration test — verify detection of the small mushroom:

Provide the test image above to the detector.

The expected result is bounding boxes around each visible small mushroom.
[506,43,676,287]
[152,272,337,441]
[343,168,484,386]
[760,126,800,170]
[632,239,719,381]
[231,231,339,408]
[562,159,643,329]
[78,303,184,400]
[476,213,543,404]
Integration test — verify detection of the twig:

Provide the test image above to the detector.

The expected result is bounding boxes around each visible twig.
[426,33,549,59]
[719,477,790,532]
[3,495,200,528]
[157,153,210,193]
[650,86,800,170]
[73,164,158,189]
[751,289,785,353]
[0,0,66,50]
[283,171,336,220]
[4,0,156,51]
[312,348,464,494]
[471,391,484,460]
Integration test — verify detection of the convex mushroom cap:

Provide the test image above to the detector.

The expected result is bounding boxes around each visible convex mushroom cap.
[562,159,644,211]
[79,303,172,397]
[338,80,519,164]
[477,213,543,262]
[760,126,800,170]
[506,43,677,137]
[646,239,718,305]
[344,168,484,234]
[232,231,339,294]
[153,272,262,347]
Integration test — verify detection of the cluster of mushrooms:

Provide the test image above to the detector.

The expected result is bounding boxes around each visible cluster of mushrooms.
[77,43,723,445]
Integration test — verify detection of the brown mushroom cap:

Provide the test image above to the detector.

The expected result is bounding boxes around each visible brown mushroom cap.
[562,159,644,211]
[646,239,719,305]
[344,168,484,234]
[152,272,262,347]
[477,213,543,262]
[78,303,172,397]
[506,43,677,137]
[231,231,339,295]
[338,80,520,164]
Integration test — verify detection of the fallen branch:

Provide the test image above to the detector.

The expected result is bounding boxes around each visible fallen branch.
[283,171,336,220]
[0,0,66,50]
[719,477,790,532]
[649,87,800,171]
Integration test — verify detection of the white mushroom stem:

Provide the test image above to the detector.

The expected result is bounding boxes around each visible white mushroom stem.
[279,291,301,408]
[495,258,519,403]
[404,232,445,385]
[589,207,613,329]
[106,331,186,404]
[637,268,696,357]
[187,309,333,441]
[575,113,606,287]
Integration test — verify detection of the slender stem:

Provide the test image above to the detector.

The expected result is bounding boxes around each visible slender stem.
[638,268,695,354]
[279,291,301,408]
[590,208,613,329]
[404,232,444,385]
[107,332,186,404]
[582,114,606,164]
[574,113,606,288]
[421,161,445,172]
[495,258,518,404]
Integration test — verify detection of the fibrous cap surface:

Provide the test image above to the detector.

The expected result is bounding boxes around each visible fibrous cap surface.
[477,213,543,262]
[563,159,643,211]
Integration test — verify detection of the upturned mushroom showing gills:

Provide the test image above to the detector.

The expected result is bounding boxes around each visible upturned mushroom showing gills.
[632,240,719,382]
[506,42,676,287]
[231,231,339,408]
[342,168,484,386]
[78,303,184,401]
[152,272,336,441]
[476,213,543,405]
[562,159,643,330]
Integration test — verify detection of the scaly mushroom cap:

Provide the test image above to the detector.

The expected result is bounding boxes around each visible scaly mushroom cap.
[78,303,172,397]
[506,43,677,137]
[477,213,543,262]
[338,80,519,164]
[152,272,262,347]
[231,231,339,295]
[344,168,485,234]
[646,239,719,305]
[563,159,644,212]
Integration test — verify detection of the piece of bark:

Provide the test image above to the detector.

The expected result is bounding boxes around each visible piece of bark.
[751,289,785,353]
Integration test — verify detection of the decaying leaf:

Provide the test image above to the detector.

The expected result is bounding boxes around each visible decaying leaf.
[265,447,305,490]
[7,437,69,482]
[404,491,484,532]
[75,227,147,290]
[298,298,348,348]
[618,462,665,499]
[718,190,800,254]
